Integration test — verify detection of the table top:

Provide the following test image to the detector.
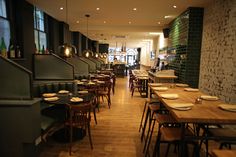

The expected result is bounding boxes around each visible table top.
[150,84,236,124]
[212,150,236,157]
[43,93,94,105]
[132,70,149,77]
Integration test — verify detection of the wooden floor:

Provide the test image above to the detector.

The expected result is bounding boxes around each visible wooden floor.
[39,77,204,157]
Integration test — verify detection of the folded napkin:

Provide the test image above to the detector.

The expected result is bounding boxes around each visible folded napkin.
[200,95,219,101]
[44,97,59,101]
[78,90,88,94]
[149,83,163,87]
[169,103,194,110]
[42,93,56,97]
[70,97,83,102]
[176,83,189,87]
[88,82,95,85]
[218,104,236,112]
[58,90,69,94]
[152,87,168,91]
[184,88,199,92]
[160,94,179,99]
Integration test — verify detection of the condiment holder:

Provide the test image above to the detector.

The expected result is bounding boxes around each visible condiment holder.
[195,97,202,104]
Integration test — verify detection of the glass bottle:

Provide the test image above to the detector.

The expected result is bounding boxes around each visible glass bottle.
[16,45,21,58]
[8,39,16,58]
[0,37,7,58]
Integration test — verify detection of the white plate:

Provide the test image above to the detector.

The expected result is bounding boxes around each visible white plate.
[200,95,219,101]
[152,87,168,91]
[149,83,163,87]
[78,90,88,94]
[70,97,83,102]
[161,94,179,99]
[176,83,189,87]
[42,93,56,97]
[58,90,69,94]
[173,107,192,111]
[44,97,59,101]
[184,88,199,92]
[218,104,236,112]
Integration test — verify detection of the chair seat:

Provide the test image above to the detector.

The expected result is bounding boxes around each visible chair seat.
[211,149,236,157]
[155,114,177,124]
[160,127,193,141]
[148,104,160,111]
[145,98,159,104]
[209,128,236,137]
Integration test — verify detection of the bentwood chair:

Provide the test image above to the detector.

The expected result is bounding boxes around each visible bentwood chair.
[97,80,112,108]
[65,102,93,155]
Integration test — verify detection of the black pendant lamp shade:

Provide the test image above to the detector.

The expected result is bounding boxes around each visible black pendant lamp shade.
[83,14,93,58]
[58,0,77,58]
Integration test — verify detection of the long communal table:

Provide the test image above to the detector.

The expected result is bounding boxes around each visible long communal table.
[149,83,236,157]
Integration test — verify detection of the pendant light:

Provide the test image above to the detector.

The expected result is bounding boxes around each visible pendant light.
[83,14,93,58]
[58,0,77,58]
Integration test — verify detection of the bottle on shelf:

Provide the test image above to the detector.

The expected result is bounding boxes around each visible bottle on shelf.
[0,37,7,58]
[16,45,21,58]
[42,45,45,54]
[8,39,16,58]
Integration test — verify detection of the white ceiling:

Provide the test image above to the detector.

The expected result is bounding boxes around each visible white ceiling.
[27,0,213,48]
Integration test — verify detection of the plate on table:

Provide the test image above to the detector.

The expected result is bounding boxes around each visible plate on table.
[97,81,105,84]
[218,104,236,112]
[184,88,199,92]
[149,83,163,87]
[81,79,88,82]
[78,90,88,94]
[160,94,179,100]
[169,103,194,111]
[176,83,189,87]
[77,81,84,85]
[70,97,83,102]
[200,95,219,101]
[42,93,56,97]
[152,87,168,91]
[44,97,59,102]
[58,90,69,94]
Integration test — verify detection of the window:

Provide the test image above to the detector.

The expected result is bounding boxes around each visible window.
[0,0,10,48]
[34,7,47,52]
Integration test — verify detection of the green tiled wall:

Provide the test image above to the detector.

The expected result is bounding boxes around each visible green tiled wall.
[168,7,204,88]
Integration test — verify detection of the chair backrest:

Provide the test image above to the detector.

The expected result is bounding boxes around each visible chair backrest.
[67,102,92,126]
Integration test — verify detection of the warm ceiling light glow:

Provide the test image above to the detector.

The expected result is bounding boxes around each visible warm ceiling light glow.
[158,22,161,24]
[164,15,171,19]
[96,7,100,10]
[104,21,106,23]
[76,21,79,23]
[149,32,162,35]
[173,5,177,8]
[128,21,131,24]
[60,7,64,10]
[133,8,137,11]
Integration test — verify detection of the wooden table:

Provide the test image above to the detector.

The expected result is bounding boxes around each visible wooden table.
[148,71,177,83]
[150,84,236,156]
[212,149,236,157]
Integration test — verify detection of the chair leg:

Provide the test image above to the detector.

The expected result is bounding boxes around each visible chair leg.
[143,112,154,153]
[139,101,147,132]
[145,118,156,157]
[69,125,73,155]
[165,143,171,157]
[152,126,162,157]
[141,107,151,141]
[93,109,97,124]
[87,123,93,149]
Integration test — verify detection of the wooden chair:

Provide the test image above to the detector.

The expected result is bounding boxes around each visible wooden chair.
[65,102,93,155]
[97,80,112,108]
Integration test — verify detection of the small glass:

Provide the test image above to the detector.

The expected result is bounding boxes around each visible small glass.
[195,97,202,104]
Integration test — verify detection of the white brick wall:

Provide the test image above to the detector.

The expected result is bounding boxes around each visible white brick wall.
[199,0,236,103]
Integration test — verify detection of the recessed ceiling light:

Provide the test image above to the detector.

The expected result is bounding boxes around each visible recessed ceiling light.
[76,21,80,23]
[164,15,171,19]
[158,22,161,24]
[60,7,63,10]
[104,21,106,23]
[96,7,100,10]
[133,8,137,11]
[128,21,131,24]
[173,5,177,8]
